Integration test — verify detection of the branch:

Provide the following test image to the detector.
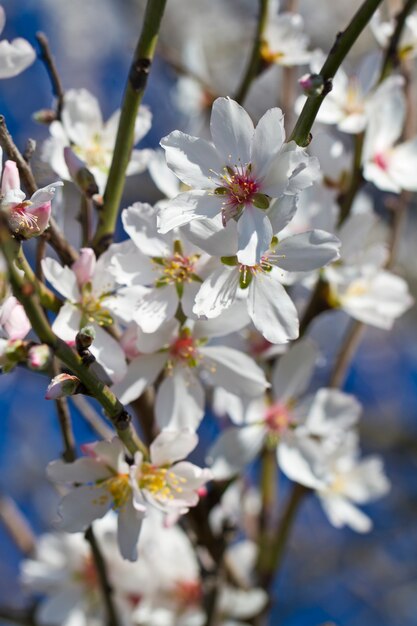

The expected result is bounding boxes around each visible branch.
[234,0,270,104]
[0,495,36,556]
[92,0,167,255]
[289,0,384,147]
[85,527,121,626]
[35,32,65,120]
[0,230,147,459]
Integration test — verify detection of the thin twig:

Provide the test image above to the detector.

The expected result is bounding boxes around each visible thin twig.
[0,495,36,556]
[52,359,77,462]
[85,527,121,626]
[234,0,270,105]
[36,32,65,120]
[379,0,417,80]
[0,606,39,626]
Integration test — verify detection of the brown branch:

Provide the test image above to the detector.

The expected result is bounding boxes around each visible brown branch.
[36,32,65,120]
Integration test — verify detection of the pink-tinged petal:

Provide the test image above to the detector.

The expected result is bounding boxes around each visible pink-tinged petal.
[155,369,205,431]
[207,425,265,480]
[0,296,30,339]
[117,499,145,561]
[251,107,285,179]
[25,202,51,235]
[150,429,198,466]
[210,97,254,165]
[271,339,317,403]
[362,161,401,193]
[71,248,96,287]
[193,266,239,319]
[201,345,269,397]
[46,458,111,484]
[111,353,166,405]
[51,303,82,343]
[160,130,221,188]
[237,206,273,266]
[134,284,178,333]
[248,268,299,344]
[273,230,340,272]
[158,191,222,233]
[55,485,112,532]
[42,258,79,301]
[388,138,417,191]
[1,160,20,193]
[0,38,35,79]
[89,325,127,383]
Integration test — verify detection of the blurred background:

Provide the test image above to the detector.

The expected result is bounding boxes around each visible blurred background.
[0,1,417,625]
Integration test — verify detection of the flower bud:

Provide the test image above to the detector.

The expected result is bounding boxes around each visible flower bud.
[76,325,96,350]
[2,339,27,372]
[45,373,81,400]
[1,160,20,193]
[299,73,327,96]
[27,344,50,371]
[32,109,57,124]
[64,147,99,197]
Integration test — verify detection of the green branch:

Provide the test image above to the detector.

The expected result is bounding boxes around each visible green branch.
[92,0,167,255]
[289,0,384,147]
[234,0,270,104]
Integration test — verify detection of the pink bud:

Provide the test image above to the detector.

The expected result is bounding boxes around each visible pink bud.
[45,373,80,400]
[28,344,50,371]
[72,248,96,287]
[299,73,326,96]
[0,296,31,339]
[1,160,20,194]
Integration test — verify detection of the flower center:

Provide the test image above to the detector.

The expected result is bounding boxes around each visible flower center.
[153,252,199,287]
[174,580,202,608]
[374,152,389,171]
[138,462,186,501]
[265,402,292,433]
[74,135,108,172]
[215,164,262,226]
[79,283,113,326]
[169,330,201,367]
[102,473,131,510]
[9,202,39,235]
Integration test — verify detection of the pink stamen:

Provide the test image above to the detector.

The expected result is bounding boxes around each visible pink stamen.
[264,402,292,433]
[374,152,389,171]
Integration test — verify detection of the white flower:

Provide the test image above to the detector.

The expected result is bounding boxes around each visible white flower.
[361,78,417,192]
[315,433,391,532]
[0,295,31,340]
[109,202,209,333]
[192,213,340,344]
[371,9,417,60]
[159,97,319,265]
[42,88,153,193]
[208,340,361,488]
[112,310,268,431]
[41,247,145,382]
[0,6,35,78]
[262,11,312,67]
[48,433,210,561]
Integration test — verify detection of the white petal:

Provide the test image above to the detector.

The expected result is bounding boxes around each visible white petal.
[37,587,82,626]
[251,107,285,179]
[248,268,299,344]
[134,285,178,332]
[61,89,102,146]
[150,429,198,466]
[122,202,171,256]
[182,214,238,257]
[237,207,273,266]
[51,303,81,343]
[55,485,112,532]
[47,458,110,484]
[388,138,417,191]
[219,586,268,619]
[201,346,269,397]
[42,258,79,301]
[112,353,166,405]
[117,499,145,561]
[155,369,205,431]
[271,338,317,403]
[319,494,372,532]
[273,230,340,271]
[161,130,221,188]
[210,97,254,165]
[267,194,298,235]
[158,191,221,233]
[207,425,265,480]
[0,38,35,79]
[90,325,127,383]
[193,266,239,318]
[278,438,324,489]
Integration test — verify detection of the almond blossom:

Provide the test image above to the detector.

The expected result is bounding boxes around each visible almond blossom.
[371,9,417,60]
[261,7,312,67]
[41,247,144,382]
[159,97,320,265]
[0,156,63,239]
[361,80,417,192]
[47,432,211,561]
[109,202,209,333]
[0,6,35,79]
[191,212,340,343]
[42,88,153,193]
[112,309,268,431]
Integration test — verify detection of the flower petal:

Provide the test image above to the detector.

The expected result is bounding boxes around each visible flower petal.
[150,429,198,466]
[161,130,221,188]
[210,97,254,165]
[201,345,269,397]
[155,369,205,431]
